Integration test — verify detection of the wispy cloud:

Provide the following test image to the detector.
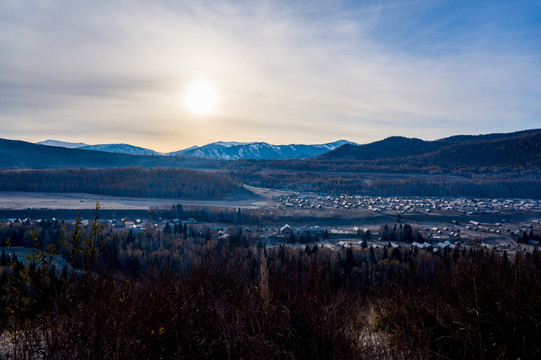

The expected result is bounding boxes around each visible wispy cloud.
[1,0,540,151]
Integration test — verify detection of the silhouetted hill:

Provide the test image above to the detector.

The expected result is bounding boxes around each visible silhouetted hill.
[416,131,541,168]
[320,136,440,160]
[320,129,541,168]
[438,128,540,144]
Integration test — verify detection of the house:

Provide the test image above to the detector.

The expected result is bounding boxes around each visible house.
[280,224,294,236]
[412,242,432,249]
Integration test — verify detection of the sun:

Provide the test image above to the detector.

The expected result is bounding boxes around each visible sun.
[184,82,217,115]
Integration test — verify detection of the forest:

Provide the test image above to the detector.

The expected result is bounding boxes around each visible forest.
[1,214,540,359]
[2,166,540,201]
[229,169,541,199]
[0,168,253,200]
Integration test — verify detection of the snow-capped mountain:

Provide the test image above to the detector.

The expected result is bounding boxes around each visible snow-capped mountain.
[38,140,88,149]
[78,144,160,155]
[37,140,160,155]
[169,140,355,160]
[37,139,355,159]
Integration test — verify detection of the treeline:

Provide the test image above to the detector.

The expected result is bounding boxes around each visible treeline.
[1,218,541,358]
[149,204,270,225]
[0,168,253,200]
[230,169,541,198]
[379,223,424,243]
[517,228,541,244]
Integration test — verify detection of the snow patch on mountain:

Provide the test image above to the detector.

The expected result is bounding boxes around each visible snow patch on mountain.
[36,140,160,155]
[78,144,160,155]
[172,140,356,160]
[38,140,87,149]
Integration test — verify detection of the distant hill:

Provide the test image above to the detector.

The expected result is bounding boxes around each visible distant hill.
[37,139,160,155]
[37,139,88,148]
[171,140,354,160]
[415,131,541,168]
[78,143,160,156]
[320,129,541,167]
[0,139,212,169]
[438,129,541,144]
[320,137,440,160]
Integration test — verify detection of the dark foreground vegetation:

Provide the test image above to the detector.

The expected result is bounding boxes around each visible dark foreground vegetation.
[0,168,253,200]
[1,214,540,359]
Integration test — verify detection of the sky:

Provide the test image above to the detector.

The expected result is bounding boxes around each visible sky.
[1,0,540,152]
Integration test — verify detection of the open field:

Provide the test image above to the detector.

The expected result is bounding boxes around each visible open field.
[0,190,268,211]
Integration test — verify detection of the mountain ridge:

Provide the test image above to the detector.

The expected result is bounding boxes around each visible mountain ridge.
[37,140,88,149]
[5,128,538,170]
[171,140,354,160]
[37,139,355,160]
[79,143,160,156]
[320,129,541,162]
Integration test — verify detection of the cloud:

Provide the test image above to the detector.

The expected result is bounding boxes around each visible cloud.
[0,0,540,150]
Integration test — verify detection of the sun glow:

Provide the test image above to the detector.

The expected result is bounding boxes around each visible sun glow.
[184,82,217,115]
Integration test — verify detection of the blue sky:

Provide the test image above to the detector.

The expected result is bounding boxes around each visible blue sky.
[1,0,540,151]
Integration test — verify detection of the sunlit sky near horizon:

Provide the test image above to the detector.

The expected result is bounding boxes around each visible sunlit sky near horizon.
[1,0,540,152]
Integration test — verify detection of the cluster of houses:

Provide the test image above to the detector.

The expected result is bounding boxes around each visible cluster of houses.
[273,195,541,215]
[422,225,462,239]
[411,241,457,251]
[464,219,541,238]
[6,218,33,225]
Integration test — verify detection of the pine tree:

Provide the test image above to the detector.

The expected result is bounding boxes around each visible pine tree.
[391,247,402,262]
[345,247,355,267]
[0,248,6,266]
[363,230,371,241]
[369,246,376,264]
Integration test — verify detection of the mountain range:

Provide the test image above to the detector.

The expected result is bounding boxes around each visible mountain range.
[1,129,539,170]
[37,140,160,156]
[170,140,353,160]
[36,139,354,160]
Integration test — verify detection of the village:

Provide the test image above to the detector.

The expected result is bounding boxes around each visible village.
[2,191,541,262]
[273,193,541,215]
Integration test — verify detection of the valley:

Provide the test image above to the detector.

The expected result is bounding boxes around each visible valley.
[1,129,540,359]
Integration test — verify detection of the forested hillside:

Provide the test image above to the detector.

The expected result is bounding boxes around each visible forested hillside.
[415,131,541,168]
[0,168,254,200]
[1,219,540,358]
[321,129,541,169]
[319,136,440,160]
